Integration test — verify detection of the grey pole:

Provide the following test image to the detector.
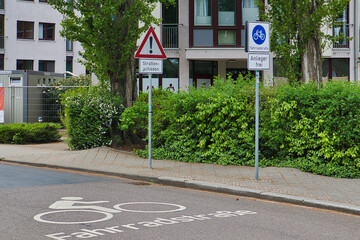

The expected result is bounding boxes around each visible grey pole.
[255,70,260,180]
[148,74,152,169]
[354,0,358,82]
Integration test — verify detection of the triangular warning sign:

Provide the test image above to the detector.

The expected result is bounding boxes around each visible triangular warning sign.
[135,26,167,59]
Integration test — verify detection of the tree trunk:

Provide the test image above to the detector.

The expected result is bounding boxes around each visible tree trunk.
[110,54,139,146]
[110,57,137,108]
[301,0,323,85]
[301,33,323,84]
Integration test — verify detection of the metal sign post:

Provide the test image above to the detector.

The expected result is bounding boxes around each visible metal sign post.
[246,21,270,180]
[135,26,167,169]
[148,74,152,168]
[255,70,260,180]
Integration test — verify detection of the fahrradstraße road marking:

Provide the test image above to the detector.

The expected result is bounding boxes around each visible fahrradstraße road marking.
[34,197,187,225]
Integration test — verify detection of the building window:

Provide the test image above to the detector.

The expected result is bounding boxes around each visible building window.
[17,21,34,39]
[163,58,179,78]
[190,0,260,47]
[39,23,55,40]
[39,60,55,72]
[333,6,349,48]
[0,15,4,49]
[161,1,179,49]
[17,60,34,70]
[242,0,259,25]
[195,0,212,26]
[39,0,49,2]
[0,54,4,70]
[218,0,235,26]
[66,40,73,51]
[322,58,349,82]
[193,29,213,46]
[0,0,4,9]
[218,30,236,45]
[66,56,73,78]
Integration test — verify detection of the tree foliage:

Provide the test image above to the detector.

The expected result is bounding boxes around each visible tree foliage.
[258,0,350,85]
[49,0,174,107]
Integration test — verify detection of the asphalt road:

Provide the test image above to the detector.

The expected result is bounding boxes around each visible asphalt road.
[0,163,359,240]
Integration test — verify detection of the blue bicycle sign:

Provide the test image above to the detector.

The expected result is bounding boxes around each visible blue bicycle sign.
[252,25,266,45]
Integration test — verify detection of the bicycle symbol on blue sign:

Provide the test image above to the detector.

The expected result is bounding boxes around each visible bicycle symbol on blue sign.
[252,25,266,45]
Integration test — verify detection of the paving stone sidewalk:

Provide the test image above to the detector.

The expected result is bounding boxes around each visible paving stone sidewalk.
[0,142,359,215]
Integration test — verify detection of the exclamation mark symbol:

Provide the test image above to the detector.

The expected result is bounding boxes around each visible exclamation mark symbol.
[149,36,153,54]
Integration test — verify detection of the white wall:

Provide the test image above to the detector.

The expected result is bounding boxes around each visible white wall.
[4,0,85,76]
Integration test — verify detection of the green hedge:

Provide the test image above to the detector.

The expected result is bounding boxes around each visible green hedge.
[121,77,360,178]
[61,86,123,150]
[261,81,360,178]
[0,123,61,144]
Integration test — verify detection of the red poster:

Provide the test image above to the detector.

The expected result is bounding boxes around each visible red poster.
[0,87,4,111]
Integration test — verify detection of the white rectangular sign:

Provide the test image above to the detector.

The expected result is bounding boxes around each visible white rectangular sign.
[248,53,270,70]
[139,59,163,74]
[0,111,4,123]
[247,22,270,52]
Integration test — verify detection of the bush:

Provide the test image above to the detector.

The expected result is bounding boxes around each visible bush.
[61,86,123,150]
[42,75,92,123]
[262,81,360,178]
[121,77,360,178]
[0,123,61,144]
[122,75,276,165]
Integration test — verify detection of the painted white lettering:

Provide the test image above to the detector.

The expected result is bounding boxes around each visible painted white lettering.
[170,216,195,223]
[234,210,258,215]
[121,224,139,230]
[153,218,179,225]
[71,232,97,238]
[46,233,71,240]
[106,226,123,233]
[209,211,238,217]
[138,221,162,227]
[193,214,211,220]
[81,228,117,235]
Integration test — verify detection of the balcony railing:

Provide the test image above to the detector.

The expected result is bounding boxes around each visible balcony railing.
[161,24,179,49]
[333,23,349,49]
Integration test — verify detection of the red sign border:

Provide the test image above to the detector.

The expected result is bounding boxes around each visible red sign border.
[135,26,167,59]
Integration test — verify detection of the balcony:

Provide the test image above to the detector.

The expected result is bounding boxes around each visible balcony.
[161,24,179,49]
[333,23,349,49]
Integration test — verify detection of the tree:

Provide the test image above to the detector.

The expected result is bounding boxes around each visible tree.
[49,0,174,108]
[259,0,350,85]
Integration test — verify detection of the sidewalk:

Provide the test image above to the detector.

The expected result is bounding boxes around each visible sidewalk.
[0,141,359,215]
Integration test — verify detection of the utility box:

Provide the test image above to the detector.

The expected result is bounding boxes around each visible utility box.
[0,71,64,123]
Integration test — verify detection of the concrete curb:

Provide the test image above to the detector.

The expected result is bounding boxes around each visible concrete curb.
[1,159,359,216]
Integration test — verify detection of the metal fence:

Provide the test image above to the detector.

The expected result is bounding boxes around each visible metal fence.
[333,24,350,49]
[2,86,89,124]
[161,24,179,49]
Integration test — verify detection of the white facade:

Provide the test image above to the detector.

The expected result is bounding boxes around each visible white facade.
[150,0,360,90]
[1,0,85,76]
[1,1,358,87]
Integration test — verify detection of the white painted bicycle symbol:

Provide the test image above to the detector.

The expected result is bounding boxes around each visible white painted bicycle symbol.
[253,29,265,41]
[34,197,186,225]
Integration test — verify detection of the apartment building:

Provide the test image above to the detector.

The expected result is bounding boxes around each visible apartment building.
[0,0,358,89]
[149,0,360,91]
[0,0,86,77]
